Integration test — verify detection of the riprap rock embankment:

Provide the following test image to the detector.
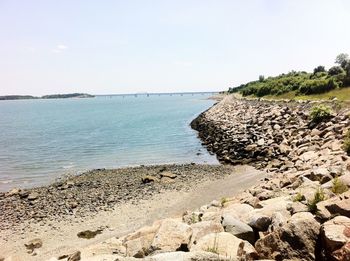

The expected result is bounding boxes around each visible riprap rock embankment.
[191,95,348,173]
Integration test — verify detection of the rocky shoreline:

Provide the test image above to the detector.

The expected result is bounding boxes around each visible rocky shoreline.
[2,95,350,260]
[59,95,349,261]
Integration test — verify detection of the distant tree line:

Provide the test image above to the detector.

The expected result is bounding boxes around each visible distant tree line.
[0,95,37,100]
[41,93,94,99]
[229,53,350,97]
[0,93,94,101]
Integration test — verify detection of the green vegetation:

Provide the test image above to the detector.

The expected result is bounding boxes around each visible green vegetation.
[331,177,348,194]
[42,93,94,99]
[342,129,350,155]
[262,88,350,102]
[229,53,350,99]
[206,234,219,254]
[309,105,332,124]
[220,197,228,206]
[293,192,305,202]
[190,213,199,224]
[0,95,37,100]
[0,93,94,101]
[307,188,326,213]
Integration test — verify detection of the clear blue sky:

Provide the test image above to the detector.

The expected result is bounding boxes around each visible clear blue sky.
[0,0,349,95]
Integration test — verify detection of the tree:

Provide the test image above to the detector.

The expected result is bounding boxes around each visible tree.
[328,66,345,76]
[259,75,265,82]
[313,65,326,74]
[335,53,349,69]
[344,62,350,85]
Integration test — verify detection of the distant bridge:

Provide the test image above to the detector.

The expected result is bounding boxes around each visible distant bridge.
[98,92,219,98]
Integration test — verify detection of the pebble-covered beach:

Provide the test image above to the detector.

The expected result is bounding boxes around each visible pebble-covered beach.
[1,164,237,231]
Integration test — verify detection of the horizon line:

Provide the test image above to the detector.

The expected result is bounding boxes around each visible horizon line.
[0,90,222,97]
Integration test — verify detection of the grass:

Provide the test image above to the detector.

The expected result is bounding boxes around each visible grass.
[263,87,350,102]
[331,177,349,194]
[307,188,326,213]
[220,197,228,206]
[343,129,350,155]
[190,213,199,224]
[293,192,305,202]
[206,234,219,254]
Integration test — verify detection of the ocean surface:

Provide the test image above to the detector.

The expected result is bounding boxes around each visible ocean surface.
[0,93,218,191]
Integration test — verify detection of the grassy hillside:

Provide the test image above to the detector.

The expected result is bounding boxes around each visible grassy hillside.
[229,53,350,101]
[264,87,350,101]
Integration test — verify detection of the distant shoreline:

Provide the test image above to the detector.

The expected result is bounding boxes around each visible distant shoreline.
[0,92,221,101]
[0,93,94,101]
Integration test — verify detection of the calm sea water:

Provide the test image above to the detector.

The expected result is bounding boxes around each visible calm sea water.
[0,94,218,191]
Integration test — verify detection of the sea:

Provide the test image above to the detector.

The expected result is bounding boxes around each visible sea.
[0,93,219,191]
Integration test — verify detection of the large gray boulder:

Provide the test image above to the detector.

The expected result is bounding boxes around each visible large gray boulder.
[222,203,254,220]
[317,191,350,219]
[221,214,255,244]
[242,196,291,231]
[255,212,320,260]
[321,216,350,259]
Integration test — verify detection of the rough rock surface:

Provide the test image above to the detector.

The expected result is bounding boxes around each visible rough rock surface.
[255,212,321,260]
[321,216,350,260]
[190,232,258,259]
[150,219,192,252]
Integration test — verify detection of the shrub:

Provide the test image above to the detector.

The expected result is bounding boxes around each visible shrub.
[343,129,350,155]
[256,85,272,97]
[313,65,326,74]
[190,213,199,224]
[328,66,345,76]
[309,105,332,124]
[241,86,256,96]
[344,63,350,85]
[233,54,350,98]
[331,177,348,194]
[293,192,305,202]
[239,71,312,97]
[307,188,326,213]
[299,78,338,95]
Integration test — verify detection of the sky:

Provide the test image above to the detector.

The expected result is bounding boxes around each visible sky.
[0,0,350,95]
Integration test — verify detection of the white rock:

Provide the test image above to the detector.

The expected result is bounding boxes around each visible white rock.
[151,219,192,252]
[189,221,224,247]
[145,251,232,261]
[191,232,257,259]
